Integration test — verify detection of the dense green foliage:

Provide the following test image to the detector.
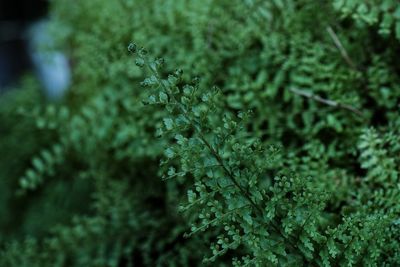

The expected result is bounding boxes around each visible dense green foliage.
[1,0,400,266]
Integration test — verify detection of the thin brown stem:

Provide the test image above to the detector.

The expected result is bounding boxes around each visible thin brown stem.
[326,26,357,70]
[289,87,364,117]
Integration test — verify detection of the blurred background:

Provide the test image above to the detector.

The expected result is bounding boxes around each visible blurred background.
[0,0,70,99]
[0,0,78,248]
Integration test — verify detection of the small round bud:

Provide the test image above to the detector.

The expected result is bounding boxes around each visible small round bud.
[139,47,148,56]
[135,58,145,67]
[155,58,165,68]
[192,77,200,85]
[127,43,137,53]
[174,69,183,77]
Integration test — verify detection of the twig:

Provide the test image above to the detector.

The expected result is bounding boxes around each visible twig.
[289,87,364,117]
[326,26,357,70]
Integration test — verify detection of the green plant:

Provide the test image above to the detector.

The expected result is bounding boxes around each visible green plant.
[1,0,400,266]
[127,44,400,266]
